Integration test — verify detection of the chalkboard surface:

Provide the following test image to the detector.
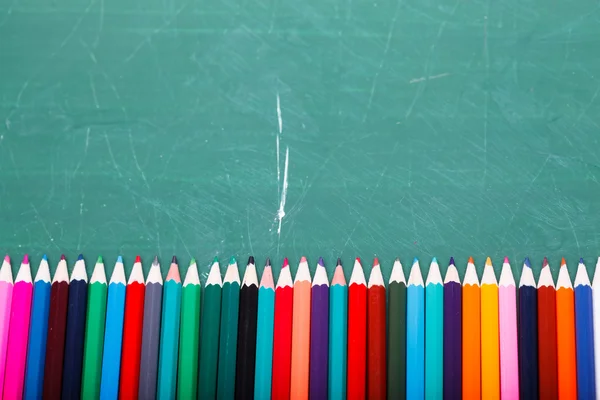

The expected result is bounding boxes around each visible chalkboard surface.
[1,0,600,281]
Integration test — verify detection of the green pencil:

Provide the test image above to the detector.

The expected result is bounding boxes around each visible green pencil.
[388,258,407,400]
[198,257,223,399]
[81,256,108,399]
[177,259,201,399]
[217,256,241,400]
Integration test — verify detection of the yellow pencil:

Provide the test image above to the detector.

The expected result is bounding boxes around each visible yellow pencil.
[481,257,500,399]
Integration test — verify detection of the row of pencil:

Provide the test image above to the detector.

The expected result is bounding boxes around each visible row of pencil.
[0,254,598,399]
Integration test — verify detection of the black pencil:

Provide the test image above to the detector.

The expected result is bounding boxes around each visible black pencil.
[518,257,538,399]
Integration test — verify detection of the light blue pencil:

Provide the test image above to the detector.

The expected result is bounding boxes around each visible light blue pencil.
[254,259,275,399]
[406,258,425,399]
[23,255,51,400]
[156,257,182,400]
[99,256,127,400]
[328,258,347,400]
[425,257,444,399]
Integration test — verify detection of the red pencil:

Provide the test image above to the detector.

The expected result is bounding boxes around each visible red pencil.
[367,257,386,399]
[271,258,294,399]
[347,257,367,399]
[538,257,558,400]
[119,256,146,399]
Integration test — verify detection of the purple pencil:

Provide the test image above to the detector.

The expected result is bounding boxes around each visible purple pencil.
[309,257,329,399]
[443,257,462,399]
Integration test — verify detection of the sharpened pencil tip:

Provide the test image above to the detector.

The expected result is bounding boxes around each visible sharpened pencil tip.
[300,256,307,263]
[117,255,123,264]
[543,257,549,267]
[561,257,566,266]
[413,257,418,265]
[468,256,474,264]
[213,256,218,263]
[171,255,178,264]
[60,254,65,261]
[97,255,103,263]
[373,257,379,267]
[524,257,531,267]
[356,257,361,264]
[248,256,255,265]
[449,257,455,265]
[78,254,84,261]
[337,258,342,266]
[135,255,141,263]
[580,257,584,264]
[283,258,289,268]
[42,254,48,261]
[229,256,236,265]
[153,255,159,265]
[504,256,509,263]
[432,257,437,263]
[318,257,325,267]
[485,257,492,266]
[265,258,271,267]
[23,254,29,264]
[190,258,196,266]
[3,255,9,263]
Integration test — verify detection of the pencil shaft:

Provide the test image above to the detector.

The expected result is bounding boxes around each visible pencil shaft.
[387,281,406,400]
[99,282,126,400]
[42,281,69,398]
[0,281,13,396]
[119,282,145,399]
[217,281,240,400]
[594,280,600,400]
[198,284,222,399]
[425,282,443,400]
[4,281,33,399]
[24,280,51,400]
[138,282,163,400]
[518,285,538,399]
[62,280,88,399]
[367,285,386,399]
[328,284,347,400]
[575,285,595,398]
[443,281,461,399]
[499,284,518,399]
[254,287,275,399]
[235,283,259,400]
[462,284,481,400]
[347,283,367,399]
[481,284,499,399]
[157,280,182,400]
[271,286,293,399]
[177,282,201,399]
[406,284,424,399]
[290,280,311,400]
[556,288,577,399]
[309,284,329,399]
[538,286,558,400]
[81,281,108,399]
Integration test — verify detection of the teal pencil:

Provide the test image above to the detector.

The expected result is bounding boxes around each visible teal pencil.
[217,256,240,400]
[328,258,347,400]
[425,257,444,399]
[156,257,182,400]
[254,258,275,399]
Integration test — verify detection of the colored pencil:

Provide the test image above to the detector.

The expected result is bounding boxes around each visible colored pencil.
[425,257,443,400]
[23,255,51,400]
[4,255,33,399]
[119,255,146,398]
[443,257,461,399]
[462,256,481,400]
[481,257,500,399]
[518,257,538,399]
[406,258,425,399]
[290,256,312,400]
[271,257,294,399]
[157,256,182,400]
[254,258,275,399]
[81,256,108,399]
[556,258,577,399]
[100,256,127,400]
[178,258,201,400]
[236,256,259,400]
[61,254,89,399]
[309,257,329,399]
[499,257,519,399]
[329,258,348,400]
[575,258,595,398]
[347,257,367,399]
[367,257,385,399]
[594,257,600,400]
[198,257,222,399]
[138,256,163,400]
[42,255,69,398]
[217,256,241,400]
[538,257,558,400]
[0,255,13,397]
[388,258,406,400]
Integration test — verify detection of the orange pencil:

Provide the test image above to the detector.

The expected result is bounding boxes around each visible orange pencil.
[289,256,312,400]
[556,258,577,399]
[462,256,481,400]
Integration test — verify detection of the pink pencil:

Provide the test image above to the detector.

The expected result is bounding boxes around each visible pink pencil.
[4,255,33,399]
[0,255,13,396]
[498,257,519,399]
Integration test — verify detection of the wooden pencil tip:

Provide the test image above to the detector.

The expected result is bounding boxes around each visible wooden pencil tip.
[580,257,584,264]
[336,258,342,266]
[97,255,103,264]
[60,254,65,261]
[23,254,29,264]
[355,257,361,264]
[229,256,236,265]
[318,257,325,267]
[503,256,509,264]
[171,255,178,264]
[561,257,566,267]
[248,256,255,265]
[543,257,549,267]
[372,257,379,267]
[283,258,289,268]
[153,255,159,265]
[485,257,492,266]
[449,257,455,265]
[77,254,84,261]
[468,256,474,264]
[135,255,141,263]
[265,257,271,267]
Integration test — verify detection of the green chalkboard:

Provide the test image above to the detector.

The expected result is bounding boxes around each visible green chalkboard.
[1,0,600,281]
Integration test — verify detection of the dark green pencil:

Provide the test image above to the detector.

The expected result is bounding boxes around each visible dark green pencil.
[388,258,407,400]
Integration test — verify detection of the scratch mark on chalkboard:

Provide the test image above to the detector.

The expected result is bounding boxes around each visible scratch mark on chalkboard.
[483,14,490,187]
[104,134,123,177]
[408,73,450,84]
[277,147,290,238]
[564,209,580,254]
[30,203,60,251]
[90,74,99,109]
[129,132,150,189]
[93,0,104,48]
[572,83,600,128]
[247,207,255,256]
[85,127,91,155]
[58,0,95,50]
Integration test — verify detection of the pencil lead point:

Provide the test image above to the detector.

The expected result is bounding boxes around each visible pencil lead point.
[318,257,325,267]
[153,255,159,265]
[524,257,531,267]
[580,257,584,264]
[283,258,289,268]
[213,256,218,263]
[117,255,123,264]
[561,257,566,267]
[229,256,236,265]
[171,255,177,264]
[23,254,29,264]
[189,258,196,266]
[60,254,66,261]
[97,255,103,263]
[543,257,549,267]
[42,254,48,261]
[265,258,271,267]
[356,257,361,264]
[503,256,509,263]
[337,258,342,266]
[135,255,141,263]
[468,256,474,264]
[449,256,455,265]
[485,257,492,266]
[248,256,255,265]
[77,254,84,261]
[300,256,307,263]
[432,257,437,263]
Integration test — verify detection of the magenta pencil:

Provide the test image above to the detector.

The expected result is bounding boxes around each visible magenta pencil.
[4,255,33,400]
[0,255,13,396]
[498,257,519,399]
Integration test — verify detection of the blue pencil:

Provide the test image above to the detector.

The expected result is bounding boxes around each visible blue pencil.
[99,256,127,400]
[406,258,425,399]
[425,257,443,399]
[61,254,89,400]
[575,258,596,398]
[254,258,275,399]
[23,255,52,400]
[328,258,347,400]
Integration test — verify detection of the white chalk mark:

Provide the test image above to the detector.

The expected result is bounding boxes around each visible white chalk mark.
[408,73,451,84]
[276,133,280,197]
[90,73,99,109]
[277,147,290,236]
[277,92,283,134]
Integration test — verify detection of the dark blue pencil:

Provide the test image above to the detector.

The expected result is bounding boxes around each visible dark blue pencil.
[61,254,89,400]
[575,258,596,398]
[518,257,538,399]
